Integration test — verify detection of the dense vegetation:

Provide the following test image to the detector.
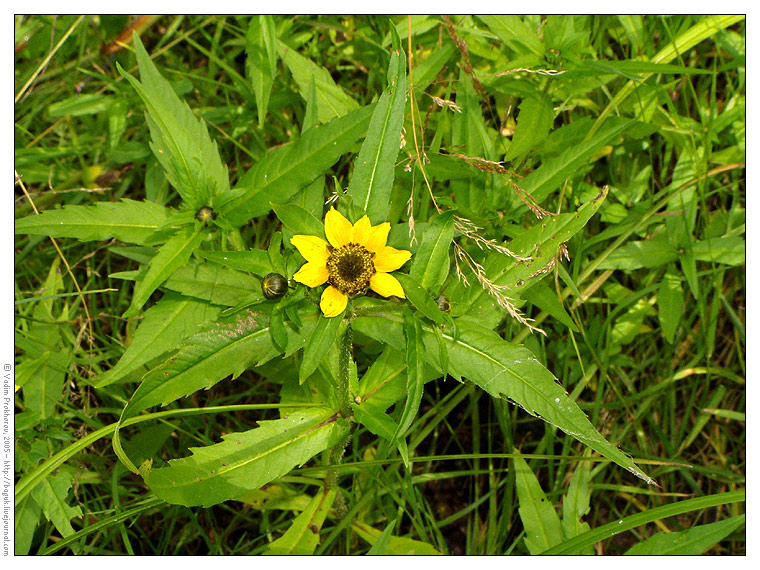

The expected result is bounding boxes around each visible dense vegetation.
[14,15,744,555]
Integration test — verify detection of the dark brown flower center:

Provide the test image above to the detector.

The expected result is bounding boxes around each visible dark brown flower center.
[326,243,375,296]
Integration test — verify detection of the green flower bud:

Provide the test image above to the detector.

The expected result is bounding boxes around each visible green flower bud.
[435,294,451,313]
[262,272,288,299]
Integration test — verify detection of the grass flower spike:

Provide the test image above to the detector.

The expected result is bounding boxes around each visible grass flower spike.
[291,207,412,317]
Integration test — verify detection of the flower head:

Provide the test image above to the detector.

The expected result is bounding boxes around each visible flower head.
[290,208,412,317]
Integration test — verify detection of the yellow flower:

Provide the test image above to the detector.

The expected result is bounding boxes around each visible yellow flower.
[290,207,412,317]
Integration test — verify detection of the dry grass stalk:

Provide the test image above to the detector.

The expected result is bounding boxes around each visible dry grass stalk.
[454,215,529,262]
[441,15,487,100]
[453,241,545,335]
[494,67,566,77]
[428,94,462,113]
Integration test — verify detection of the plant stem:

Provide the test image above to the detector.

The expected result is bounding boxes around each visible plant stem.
[337,322,353,419]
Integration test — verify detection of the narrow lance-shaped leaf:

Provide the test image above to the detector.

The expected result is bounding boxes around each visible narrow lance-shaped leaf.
[148,407,348,507]
[264,489,337,555]
[624,515,745,556]
[348,26,407,223]
[14,199,171,245]
[409,210,455,293]
[246,15,277,127]
[123,226,207,317]
[394,308,425,440]
[353,316,654,484]
[299,314,343,384]
[119,33,229,209]
[504,95,554,162]
[513,451,564,554]
[216,104,375,226]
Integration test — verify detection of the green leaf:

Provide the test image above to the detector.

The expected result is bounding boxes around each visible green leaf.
[264,489,337,555]
[560,458,593,554]
[692,236,745,266]
[278,38,359,122]
[124,227,207,317]
[299,314,343,384]
[123,311,315,419]
[521,118,632,202]
[598,239,678,270]
[478,15,545,57]
[246,15,277,127]
[195,249,274,276]
[353,316,653,483]
[348,35,407,223]
[625,515,745,555]
[395,273,450,325]
[543,490,745,554]
[148,407,348,507]
[14,199,171,245]
[95,293,220,387]
[409,210,455,293]
[394,308,425,440]
[352,522,444,555]
[521,282,577,331]
[273,202,326,240]
[30,471,83,545]
[513,452,564,554]
[119,33,229,209]
[14,494,42,555]
[217,104,375,225]
[48,93,113,117]
[505,95,554,161]
[657,268,684,344]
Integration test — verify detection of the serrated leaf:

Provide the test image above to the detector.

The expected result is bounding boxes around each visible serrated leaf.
[124,227,206,317]
[216,104,375,225]
[353,316,653,484]
[96,293,220,387]
[148,407,347,507]
[505,95,554,161]
[278,38,359,122]
[409,210,455,293]
[14,199,171,245]
[264,489,337,555]
[119,33,229,208]
[625,515,745,555]
[30,472,83,545]
[513,452,564,554]
[123,311,316,419]
[348,38,407,223]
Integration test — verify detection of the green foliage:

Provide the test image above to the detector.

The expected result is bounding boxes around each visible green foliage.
[14,15,744,555]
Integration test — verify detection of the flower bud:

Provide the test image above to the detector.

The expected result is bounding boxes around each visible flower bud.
[262,272,288,299]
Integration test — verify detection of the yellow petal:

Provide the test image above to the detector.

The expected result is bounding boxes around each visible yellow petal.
[320,285,348,317]
[370,272,406,299]
[292,262,329,287]
[290,234,330,264]
[363,221,391,253]
[351,215,373,247]
[325,207,353,249]
[373,246,412,273]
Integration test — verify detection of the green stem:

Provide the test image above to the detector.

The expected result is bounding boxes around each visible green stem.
[337,322,353,419]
